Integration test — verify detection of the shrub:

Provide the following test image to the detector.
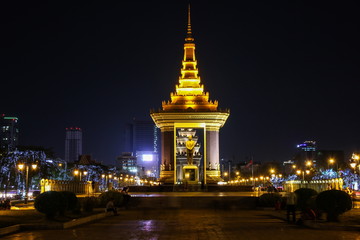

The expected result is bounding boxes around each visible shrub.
[60,191,78,211]
[34,191,66,219]
[98,191,124,207]
[294,188,318,211]
[258,193,282,208]
[82,196,98,212]
[316,190,352,222]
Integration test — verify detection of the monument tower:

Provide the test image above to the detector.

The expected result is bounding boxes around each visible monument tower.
[150,5,229,184]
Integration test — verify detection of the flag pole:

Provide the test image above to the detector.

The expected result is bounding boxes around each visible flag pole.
[252,156,254,187]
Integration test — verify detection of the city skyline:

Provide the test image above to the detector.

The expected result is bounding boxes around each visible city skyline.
[1,1,359,164]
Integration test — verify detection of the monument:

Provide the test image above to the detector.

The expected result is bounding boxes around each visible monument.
[150,6,229,185]
[186,135,195,165]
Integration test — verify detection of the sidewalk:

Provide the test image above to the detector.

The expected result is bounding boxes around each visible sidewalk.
[269,208,360,230]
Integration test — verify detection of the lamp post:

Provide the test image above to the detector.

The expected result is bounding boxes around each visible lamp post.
[350,153,360,174]
[224,172,228,181]
[74,170,88,181]
[328,158,338,177]
[296,169,310,181]
[349,153,360,190]
[58,161,68,180]
[18,162,37,204]
[102,173,113,190]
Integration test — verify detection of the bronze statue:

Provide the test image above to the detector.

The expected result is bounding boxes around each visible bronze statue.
[185,135,196,165]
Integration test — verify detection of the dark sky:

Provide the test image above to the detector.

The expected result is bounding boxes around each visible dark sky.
[1,1,359,165]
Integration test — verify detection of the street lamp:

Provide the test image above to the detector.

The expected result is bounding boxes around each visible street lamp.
[269,169,276,179]
[74,170,88,181]
[102,173,113,190]
[18,162,38,204]
[350,153,360,174]
[328,158,338,177]
[224,172,228,181]
[296,169,310,181]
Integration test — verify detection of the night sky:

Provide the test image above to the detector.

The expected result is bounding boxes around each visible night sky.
[1,1,359,165]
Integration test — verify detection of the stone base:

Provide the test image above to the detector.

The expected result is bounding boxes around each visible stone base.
[183,165,199,184]
[206,170,223,184]
[159,170,174,184]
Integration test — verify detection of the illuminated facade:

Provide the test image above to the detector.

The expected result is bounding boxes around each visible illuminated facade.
[117,152,138,174]
[150,6,229,184]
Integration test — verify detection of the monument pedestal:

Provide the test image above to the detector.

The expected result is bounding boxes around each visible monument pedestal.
[206,170,223,184]
[183,165,199,184]
[160,170,174,184]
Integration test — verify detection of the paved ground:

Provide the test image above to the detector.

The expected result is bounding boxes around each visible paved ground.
[77,191,278,198]
[3,209,360,240]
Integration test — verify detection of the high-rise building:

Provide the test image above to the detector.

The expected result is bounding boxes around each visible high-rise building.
[65,127,82,162]
[124,120,159,153]
[0,114,19,151]
[122,120,160,177]
[123,120,160,154]
[294,140,317,167]
[117,152,138,174]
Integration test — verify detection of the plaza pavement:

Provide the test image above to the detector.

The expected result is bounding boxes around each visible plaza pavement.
[2,209,360,240]
[2,191,359,239]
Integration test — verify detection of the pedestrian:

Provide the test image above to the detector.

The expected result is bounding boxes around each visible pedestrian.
[121,186,131,209]
[106,198,118,215]
[286,191,297,223]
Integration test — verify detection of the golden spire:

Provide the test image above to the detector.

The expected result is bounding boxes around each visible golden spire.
[185,4,194,42]
[161,5,218,111]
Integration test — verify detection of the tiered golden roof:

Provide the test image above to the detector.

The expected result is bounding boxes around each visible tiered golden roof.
[162,5,218,112]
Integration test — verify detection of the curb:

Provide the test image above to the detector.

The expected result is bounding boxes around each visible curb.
[0,225,21,236]
[0,212,108,237]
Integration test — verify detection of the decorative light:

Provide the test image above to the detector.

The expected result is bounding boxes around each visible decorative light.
[18,164,24,170]
[350,162,357,169]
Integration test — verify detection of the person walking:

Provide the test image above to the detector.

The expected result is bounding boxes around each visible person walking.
[286,191,297,223]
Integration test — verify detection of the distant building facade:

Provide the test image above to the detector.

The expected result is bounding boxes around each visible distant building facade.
[65,127,82,162]
[117,152,138,174]
[0,115,19,151]
[121,120,160,177]
[124,120,160,153]
[294,140,317,167]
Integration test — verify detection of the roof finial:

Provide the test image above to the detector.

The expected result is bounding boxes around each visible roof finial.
[185,4,194,42]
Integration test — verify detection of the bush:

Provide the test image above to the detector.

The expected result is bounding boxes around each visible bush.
[316,190,352,222]
[82,196,98,212]
[258,193,282,208]
[98,191,124,207]
[294,188,318,211]
[34,191,66,219]
[60,191,78,211]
